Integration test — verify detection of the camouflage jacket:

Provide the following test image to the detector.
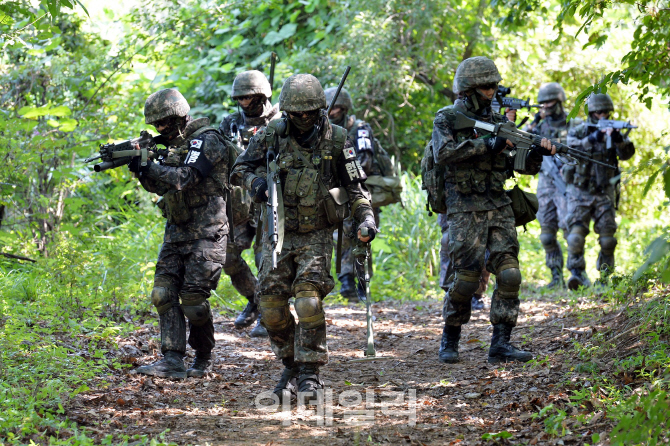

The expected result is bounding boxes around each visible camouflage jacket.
[343,115,394,177]
[530,113,569,182]
[432,99,543,214]
[230,117,374,235]
[565,118,635,194]
[139,118,234,243]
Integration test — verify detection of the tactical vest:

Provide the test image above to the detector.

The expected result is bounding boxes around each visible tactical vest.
[565,122,619,194]
[265,120,347,233]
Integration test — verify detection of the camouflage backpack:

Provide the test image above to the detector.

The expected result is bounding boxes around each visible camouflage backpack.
[420,140,447,215]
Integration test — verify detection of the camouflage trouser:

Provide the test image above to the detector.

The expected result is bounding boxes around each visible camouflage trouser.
[154,236,226,355]
[565,186,618,271]
[443,206,521,327]
[438,213,491,295]
[258,229,334,365]
[536,172,567,269]
[224,221,258,303]
[336,209,380,279]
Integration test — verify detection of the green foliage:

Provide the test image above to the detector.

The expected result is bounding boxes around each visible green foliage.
[610,390,670,445]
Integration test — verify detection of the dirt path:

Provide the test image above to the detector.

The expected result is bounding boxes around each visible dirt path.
[67,294,613,445]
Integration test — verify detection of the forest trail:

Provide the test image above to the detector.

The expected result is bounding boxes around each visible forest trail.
[67,294,614,445]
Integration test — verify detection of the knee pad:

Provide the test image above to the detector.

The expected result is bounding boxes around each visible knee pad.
[450,270,481,303]
[567,225,588,254]
[151,277,179,315]
[441,231,449,252]
[259,295,292,331]
[539,231,557,250]
[180,294,211,326]
[294,283,325,330]
[598,235,617,255]
[496,265,522,299]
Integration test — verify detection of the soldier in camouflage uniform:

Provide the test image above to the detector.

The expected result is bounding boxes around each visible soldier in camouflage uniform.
[432,57,556,364]
[130,89,236,378]
[231,74,377,400]
[529,83,570,289]
[325,87,383,301]
[564,93,635,290]
[219,70,281,337]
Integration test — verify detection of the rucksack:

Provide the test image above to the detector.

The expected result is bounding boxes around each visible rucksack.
[366,145,402,207]
[420,140,447,215]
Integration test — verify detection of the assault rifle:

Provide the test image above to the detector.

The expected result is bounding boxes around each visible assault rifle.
[586,119,637,150]
[542,158,567,196]
[453,112,617,171]
[491,85,540,114]
[353,227,376,357]
[85,131,167,172]
[266,126,283,269]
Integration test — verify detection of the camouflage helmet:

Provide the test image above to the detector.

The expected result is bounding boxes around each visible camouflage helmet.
[278,74,327,112]
[537,82,567,103]
[144,89,190,125]
[324,87,353,110]
[231,70,272,99]
[452,56,502,94]
[587,93,614,113]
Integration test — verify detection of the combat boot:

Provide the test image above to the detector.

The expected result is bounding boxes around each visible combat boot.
[338,274,358,301]
[250,314,268,337]
[235,299,259,328]
[567,269,591,291]
[488,324,533,364]
[134,351,187,379]
[471,294,484,310]
[186,352,211,378]
[273,358,299,400]
[438,325,461,363]
[297,363,324,403]
[544,267,566,290]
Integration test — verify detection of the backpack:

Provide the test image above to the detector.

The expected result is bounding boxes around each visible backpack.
[366,145,403,207]
[420,140,447,215]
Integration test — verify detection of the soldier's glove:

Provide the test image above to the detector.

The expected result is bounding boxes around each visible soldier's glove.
[357,219,377,242]
[485,136,508,154]
[251,177,268,203]
[610,129,624,143]
[128,157,150,173]
[588,129,605,144]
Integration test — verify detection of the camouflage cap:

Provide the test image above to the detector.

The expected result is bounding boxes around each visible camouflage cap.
[144,89,190,125]
[232,70,272,99]
[537,82,566,103]
[278,74,327,112]
[452,57,502,94]
[324,87,353,110]
[587,93,614,113]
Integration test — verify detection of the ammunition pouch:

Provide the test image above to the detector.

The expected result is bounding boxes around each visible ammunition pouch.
[325,187,350,225]
[506,185,538,227]
[163,190,192,225]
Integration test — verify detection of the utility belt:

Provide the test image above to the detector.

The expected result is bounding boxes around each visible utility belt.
[157,188,221,225]
[444,168,507,195]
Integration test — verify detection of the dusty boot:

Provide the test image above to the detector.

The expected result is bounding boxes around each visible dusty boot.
[567,269,591,291]
[544,267,566,290]
[297,363,323,403]
[235,299,259,328]
[186,352,211,378]
[273,358,299,400]
[134,351,187,379]
[488,324,533,364]
[438,325,461,363]
[471,294,484,310]
[250,314,268,338]
[338,274,358,301]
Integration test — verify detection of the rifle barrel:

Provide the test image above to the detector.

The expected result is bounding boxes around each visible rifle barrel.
[326,66,351,115]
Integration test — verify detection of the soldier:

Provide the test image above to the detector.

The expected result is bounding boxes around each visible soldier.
[324,87,385,301]
[131,89,235,378]
[564,93,635,289]
[432,57,556,364]
[231,74,377,399]
[530,82,570,289]
[219,70,281,337]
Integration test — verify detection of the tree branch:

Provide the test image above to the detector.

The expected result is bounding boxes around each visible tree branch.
[0,252,36,263]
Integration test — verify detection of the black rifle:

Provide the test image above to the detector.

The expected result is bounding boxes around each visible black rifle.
[85,131,166,172]
[353,227,376,357]
[269,52,277,100]
[586,119,637,150]
[266,124,283,269]
[453,112,617,171]
[492,85,540,114]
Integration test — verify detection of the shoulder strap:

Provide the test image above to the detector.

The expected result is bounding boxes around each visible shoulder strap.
[189,126,217,139]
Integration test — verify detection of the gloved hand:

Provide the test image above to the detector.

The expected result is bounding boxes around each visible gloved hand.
[128,157,150,173]
[531,138,554,156]
[610,129,623,143]
[588,129,605,144]
[357,219,377,242]
[485,136,508,154]
[251,177,268,203]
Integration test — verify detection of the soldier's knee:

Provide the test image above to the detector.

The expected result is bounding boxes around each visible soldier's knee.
[567,225,588,252]
[259,295,292,331]
[151,276,178,315]
[180,294,211,326]
[496,261,522,299]
[450,270,481,303]
[441,232,449,251]
[539,230,557,249]
[294,283,325,329]
[599,235,617,254]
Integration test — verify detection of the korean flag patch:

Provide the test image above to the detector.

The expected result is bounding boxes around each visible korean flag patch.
[343,147,356,160]
[190,139,203,149]
[357,128,369,138]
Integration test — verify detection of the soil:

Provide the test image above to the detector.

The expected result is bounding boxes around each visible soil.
[66,293,616,445]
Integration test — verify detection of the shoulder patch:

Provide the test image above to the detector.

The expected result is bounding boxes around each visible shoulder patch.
[343,147,356,160]
[190,139,203,149]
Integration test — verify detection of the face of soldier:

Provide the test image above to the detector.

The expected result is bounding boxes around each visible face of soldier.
[237,95,265,116]
[152,116,181,137]
[288,109,321,133]
[328,106,345,121]
[470,83,497,109]
[541,100,562,117]
[594,110,611,120]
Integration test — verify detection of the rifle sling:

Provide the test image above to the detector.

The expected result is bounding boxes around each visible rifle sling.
[336,220,343,274]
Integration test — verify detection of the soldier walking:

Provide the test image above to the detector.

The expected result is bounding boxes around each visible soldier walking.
[564,93,635,289]
[219,70,281,337]
[231,74,377,400]
[131,89,236,378]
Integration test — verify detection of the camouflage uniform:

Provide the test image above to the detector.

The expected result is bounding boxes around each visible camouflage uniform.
[133,89,235,378]
[564,94,635,289]
[231,74,376,397]
[433,57,544,364]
